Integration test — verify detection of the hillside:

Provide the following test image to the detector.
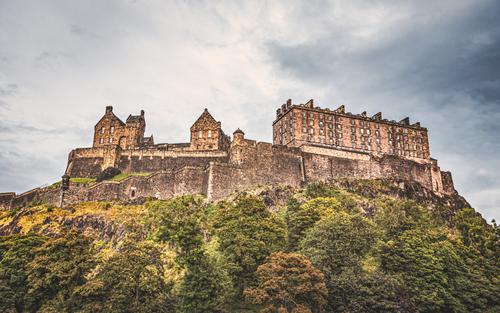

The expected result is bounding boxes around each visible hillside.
[0,179,498,313]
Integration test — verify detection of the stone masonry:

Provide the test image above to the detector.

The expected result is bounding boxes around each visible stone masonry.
[0,100,457,210]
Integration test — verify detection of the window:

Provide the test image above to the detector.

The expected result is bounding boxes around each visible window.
[198,130,202,138]
[319,121,324,127]
[309,128,314,135]
[361,128,365,134]
[351,126,356,133]
[367,129,371,135]
[302,127,307,133]
[99,138,104,144]
[350,119,355,125]
[319,129,324,135]
[109,137,113,143]
[329,131,333,137]
[337,124,342,130]
[208,130,212,138]
[101,127,105,134]
[375,130,380,137]
[110,126,114,134]
[376,123,380,129]
[309,120,314,126]
[328,123,333,129]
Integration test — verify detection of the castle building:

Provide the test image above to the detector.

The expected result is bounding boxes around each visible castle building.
[273,99,429,160]
[93,106,151,149]
[190,108,231,151]
[0,99,457,210]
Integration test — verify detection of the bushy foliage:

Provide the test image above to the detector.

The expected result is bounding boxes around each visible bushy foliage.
[147,196,229,313]
[0,182,498,312]
[244,252,327,313]
[212,196,286,295]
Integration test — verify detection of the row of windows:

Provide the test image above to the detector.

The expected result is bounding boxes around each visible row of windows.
[197,130,213,139]
[100,126,115,134]
[99,137,113,144]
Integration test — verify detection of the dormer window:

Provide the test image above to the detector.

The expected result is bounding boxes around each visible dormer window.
[198,130,202,138]
[208,130,212,138]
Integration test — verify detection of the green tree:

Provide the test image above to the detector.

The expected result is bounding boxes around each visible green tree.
[147,196,228,313]
[25,231,95,312]
[244,252,328,313]
[75,238,175,313]
[0,234,46,313]
[300,212,379,311]
[213,196,286,294]
[285,197,344,251]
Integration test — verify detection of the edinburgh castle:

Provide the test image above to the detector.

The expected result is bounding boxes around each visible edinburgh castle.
[0,99,456,209]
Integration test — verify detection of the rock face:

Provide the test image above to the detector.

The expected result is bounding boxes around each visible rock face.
[0,180,470,244]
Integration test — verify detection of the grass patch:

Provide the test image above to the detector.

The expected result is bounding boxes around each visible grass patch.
[70,177,96,184]
[109,172,150,181]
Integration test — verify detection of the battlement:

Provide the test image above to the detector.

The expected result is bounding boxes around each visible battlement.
[275,99,425,130]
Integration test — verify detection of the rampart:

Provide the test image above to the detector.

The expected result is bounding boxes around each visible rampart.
[0,138,456,210]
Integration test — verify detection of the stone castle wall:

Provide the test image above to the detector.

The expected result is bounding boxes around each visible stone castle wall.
[0,139,457,210]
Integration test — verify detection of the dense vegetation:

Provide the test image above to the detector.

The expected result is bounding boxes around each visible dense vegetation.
[0,181,498,312]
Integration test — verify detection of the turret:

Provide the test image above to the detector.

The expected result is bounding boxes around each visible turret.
[233,128,245,145]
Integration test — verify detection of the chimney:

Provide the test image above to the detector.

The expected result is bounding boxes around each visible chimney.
[140,110,145,116]
[305,99,314,108]
[400,117,410,125]
[106,106,113,114]
[372,112,382,120]
[336,105,345,113]
[286,99,292,108]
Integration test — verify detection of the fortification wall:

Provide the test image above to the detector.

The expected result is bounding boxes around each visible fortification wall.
[2,139,456,210]
[301,146,445,193]
[208,143,304,199]
[66,146,228,177]
[0,193,15,210]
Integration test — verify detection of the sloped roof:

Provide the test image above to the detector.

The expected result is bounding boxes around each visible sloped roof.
[190,108,220,130]
[126,114,144,123]
[95,111,125,128]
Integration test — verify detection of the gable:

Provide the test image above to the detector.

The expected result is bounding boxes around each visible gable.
[190,109,220,130]
[95,112,125,128]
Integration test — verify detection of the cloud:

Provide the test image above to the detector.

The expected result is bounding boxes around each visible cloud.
[0,83,17,96]
[0,0,498,221]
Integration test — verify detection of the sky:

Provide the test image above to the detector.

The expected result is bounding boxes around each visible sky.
[0,0,498,221]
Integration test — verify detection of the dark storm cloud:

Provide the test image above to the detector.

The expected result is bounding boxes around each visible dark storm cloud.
[266,0,500,221]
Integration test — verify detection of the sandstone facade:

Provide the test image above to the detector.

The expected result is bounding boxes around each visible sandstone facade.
[0,100,457,210]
